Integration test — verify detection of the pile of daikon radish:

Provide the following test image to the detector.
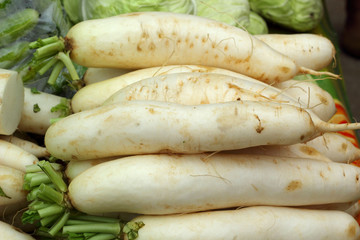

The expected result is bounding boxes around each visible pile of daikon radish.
[2,11,360,240]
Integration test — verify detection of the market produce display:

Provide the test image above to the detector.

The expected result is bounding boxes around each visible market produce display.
[1,0,360,239]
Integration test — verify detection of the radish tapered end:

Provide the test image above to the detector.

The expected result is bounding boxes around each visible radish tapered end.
[299,66,340,80]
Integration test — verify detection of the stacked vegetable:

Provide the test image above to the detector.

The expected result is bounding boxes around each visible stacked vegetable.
[1,1,360,240]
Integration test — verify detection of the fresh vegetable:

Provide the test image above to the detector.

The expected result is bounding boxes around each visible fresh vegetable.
[125,206,360,240]
[274,79,336,122]
[63,0,195,23]
[228,143,331,162]
[0,41,30,69]
[256,34,335,70]
[304,132,360,164]
[69,153,360,215]
[121,0,195,14]
[0,139,38,172]
[0,69,24,135]
[0,8,39,47]
[0,165,27,216]
[72,64,335,121]
[102,72,335,122]
[245,11,268,34]
[249,0,324,32]
[0,220,35,240]
[71,65,254,112]
[65,144,332,183]
[20,160,139,239]
[194,0,250,28]
[63,12,335,84]
[45,100,360,161]
[18,87,72,135]
[0,135,49,158]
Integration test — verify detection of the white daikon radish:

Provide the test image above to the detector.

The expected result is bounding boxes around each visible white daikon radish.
[45,100,360,161]
[256,34,335,70]
[71,64,256,112]
[226,144,332,162]
[18,87,71,135]
[0,165,27,216]
[0,221,35,240]
[65,158,114,182]
[66,12,334,84]
[83,67,131,85]
[0,135,49,158]
[274,79,336,122]
[69,154,360,215]
[125,206,360,240]
[0,69,24,135]
[0,140,38,172]
[103,72,333,121]
[305,132,360,163]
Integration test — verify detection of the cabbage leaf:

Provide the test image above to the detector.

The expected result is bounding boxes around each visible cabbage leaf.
[249,0,324,32]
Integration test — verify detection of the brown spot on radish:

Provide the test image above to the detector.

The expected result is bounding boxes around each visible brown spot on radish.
[137,43,142,52]
[273,159,278,164]
[158,32,164,39]
[320,171,325,179]
[254,114,264,133]
[64,37,74,52]
[71,155,78,160]
[189,42,194,48]
[280,66,291,74]
[341,143,348,152]
[148,42,156,51]
[300,135,305,141]
[251,184,258,191]
[224,45,228,51]
[317,93,330,106]
[347,223,357,238]
[356,174,359,183]
[299,145,318,156]
[148,108,155,114]
[286,180,302,191]
[142,31,149,39]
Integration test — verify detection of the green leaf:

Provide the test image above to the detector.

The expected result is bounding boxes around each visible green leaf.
[31,87,41,94]
[195,0,250,27]
[22,209,40,224]
[50,98,71,117]
[33,103,41,113]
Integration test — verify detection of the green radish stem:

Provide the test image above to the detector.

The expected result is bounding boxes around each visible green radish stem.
[27,37,80,88]
[22,160,143,240]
